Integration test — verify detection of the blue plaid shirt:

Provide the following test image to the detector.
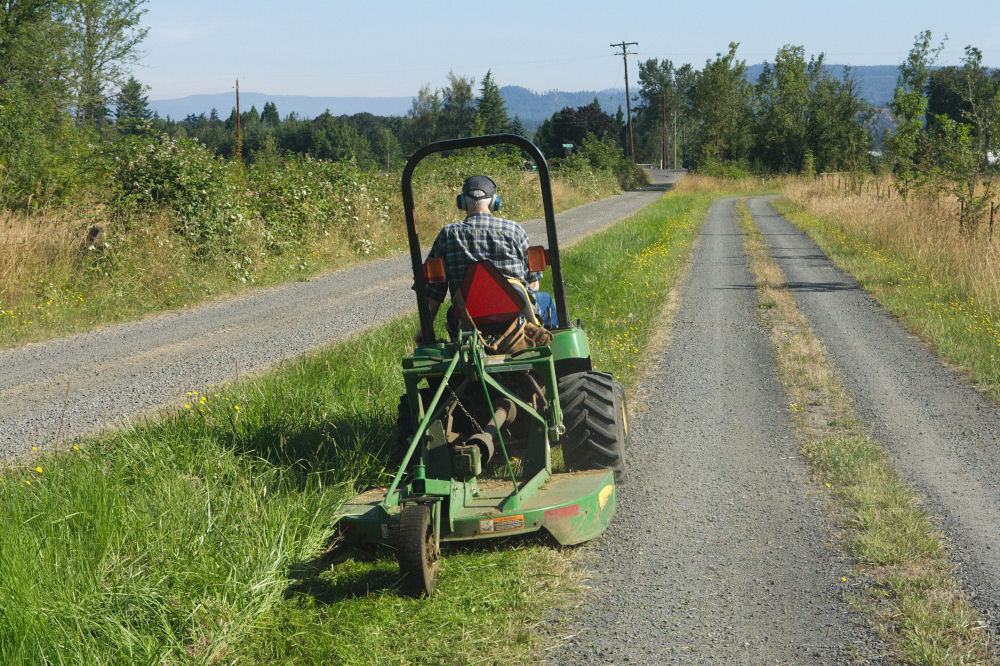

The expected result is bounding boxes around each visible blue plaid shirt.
[422,212,542,303]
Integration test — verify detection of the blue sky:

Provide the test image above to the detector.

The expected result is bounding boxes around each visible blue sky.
[140,0,1000,99]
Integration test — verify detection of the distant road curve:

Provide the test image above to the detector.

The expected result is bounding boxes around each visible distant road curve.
[0,170,682,455]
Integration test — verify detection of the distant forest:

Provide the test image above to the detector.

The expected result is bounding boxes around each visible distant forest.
[147,65,904,129]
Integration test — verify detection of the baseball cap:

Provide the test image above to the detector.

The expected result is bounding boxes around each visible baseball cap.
[462,175,496,200]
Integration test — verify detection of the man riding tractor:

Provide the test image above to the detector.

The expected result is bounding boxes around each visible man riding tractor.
[414,175,558,344]
[337,134,626,597]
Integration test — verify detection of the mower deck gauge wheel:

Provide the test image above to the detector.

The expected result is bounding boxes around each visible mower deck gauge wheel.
[397,504,439,597]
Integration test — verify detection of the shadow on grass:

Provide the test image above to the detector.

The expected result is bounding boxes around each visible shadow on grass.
[225,408,397,491]
[283,530,564,603]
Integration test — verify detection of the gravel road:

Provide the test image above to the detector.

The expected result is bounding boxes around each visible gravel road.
[0,170,681,456]
[555,197,879,664]
[747,195,1000,631]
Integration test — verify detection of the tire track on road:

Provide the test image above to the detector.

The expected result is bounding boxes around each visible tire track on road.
[555,197,877,663]
[748,195,1000,632]
[0,171,681,455]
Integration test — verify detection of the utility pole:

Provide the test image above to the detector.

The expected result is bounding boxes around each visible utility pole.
[235,78,242,161]
[672,110,678,169]
[660,93,666,169]
[611,40,638,159]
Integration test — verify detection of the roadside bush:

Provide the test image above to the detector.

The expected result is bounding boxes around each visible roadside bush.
[0,89,103,210]
[246,157,397,257]
[695,158,755,179]
[559,134,648,191]
[109,134,239,241]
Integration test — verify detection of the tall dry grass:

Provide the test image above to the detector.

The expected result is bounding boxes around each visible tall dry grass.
[784,176,1000,315]
[672,173,797,195]
[0,209,88,303]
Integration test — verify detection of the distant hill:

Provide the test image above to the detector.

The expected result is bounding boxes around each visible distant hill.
[147,87,629,130]
[147,65,900,127]
[499,86,629,128]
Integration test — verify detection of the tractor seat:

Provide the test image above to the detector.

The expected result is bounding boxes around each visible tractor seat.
[454,261,537,337]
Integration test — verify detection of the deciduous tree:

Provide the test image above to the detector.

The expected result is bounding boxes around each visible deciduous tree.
[65,0,149,127]
[689,42,753,166]
[887,30,943,197]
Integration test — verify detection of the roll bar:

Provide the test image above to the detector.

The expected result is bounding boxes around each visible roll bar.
[402,134,568,343]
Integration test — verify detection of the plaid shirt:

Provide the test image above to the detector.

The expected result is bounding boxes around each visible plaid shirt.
[421,212,542,303]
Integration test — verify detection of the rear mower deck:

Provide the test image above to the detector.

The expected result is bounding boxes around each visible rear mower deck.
[339,469,616,546]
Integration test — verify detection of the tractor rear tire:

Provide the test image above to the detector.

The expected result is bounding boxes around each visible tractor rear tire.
[397,504,439,597]
[614,380,630,452]
[558,371,626,480]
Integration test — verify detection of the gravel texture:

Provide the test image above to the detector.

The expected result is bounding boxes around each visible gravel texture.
[0,171,681,455]
[554,197,879,664]
[748,195,1000,632]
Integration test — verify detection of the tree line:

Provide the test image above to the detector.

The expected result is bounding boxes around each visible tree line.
[2,2,997,227]
[626,43,872,174]
[141,71,530,169]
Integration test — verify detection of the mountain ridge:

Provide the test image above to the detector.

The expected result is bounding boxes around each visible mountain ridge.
[147,65,901,129]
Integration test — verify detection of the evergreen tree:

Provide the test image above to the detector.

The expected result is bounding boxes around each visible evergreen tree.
[242,105,260,127]
[261,101,280,127]
[310,111,372,165]
[116,75,152,135]
[508,115,527,138]
[475,70,510,134]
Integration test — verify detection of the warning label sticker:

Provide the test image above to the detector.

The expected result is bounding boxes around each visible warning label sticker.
[479,514,525,534]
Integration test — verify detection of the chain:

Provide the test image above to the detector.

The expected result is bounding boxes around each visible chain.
[446,383,484,434]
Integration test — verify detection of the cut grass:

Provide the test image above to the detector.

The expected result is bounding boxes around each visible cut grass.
[737,200,993,664]
[0,190,715,662]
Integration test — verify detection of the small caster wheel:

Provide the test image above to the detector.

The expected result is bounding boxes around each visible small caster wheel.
[397,504,439,597]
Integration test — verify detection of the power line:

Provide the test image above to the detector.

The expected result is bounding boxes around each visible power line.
[611,41,638,158]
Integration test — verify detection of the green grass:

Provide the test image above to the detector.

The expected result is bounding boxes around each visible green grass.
[738,201,993,664]
[772,197,1000,401]
[0,191,716,663]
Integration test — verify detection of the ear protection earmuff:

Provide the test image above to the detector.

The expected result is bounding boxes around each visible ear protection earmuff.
[456,176,501,212]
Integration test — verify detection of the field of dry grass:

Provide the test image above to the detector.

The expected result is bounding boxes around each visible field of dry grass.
[785,176,1000,315]
[778,174,1000,400]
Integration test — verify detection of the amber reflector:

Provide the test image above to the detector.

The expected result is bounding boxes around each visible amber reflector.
[526,245,549,272]
[423,257,446,284]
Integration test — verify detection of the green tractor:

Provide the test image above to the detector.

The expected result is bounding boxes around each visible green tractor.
[337,134,628,596]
